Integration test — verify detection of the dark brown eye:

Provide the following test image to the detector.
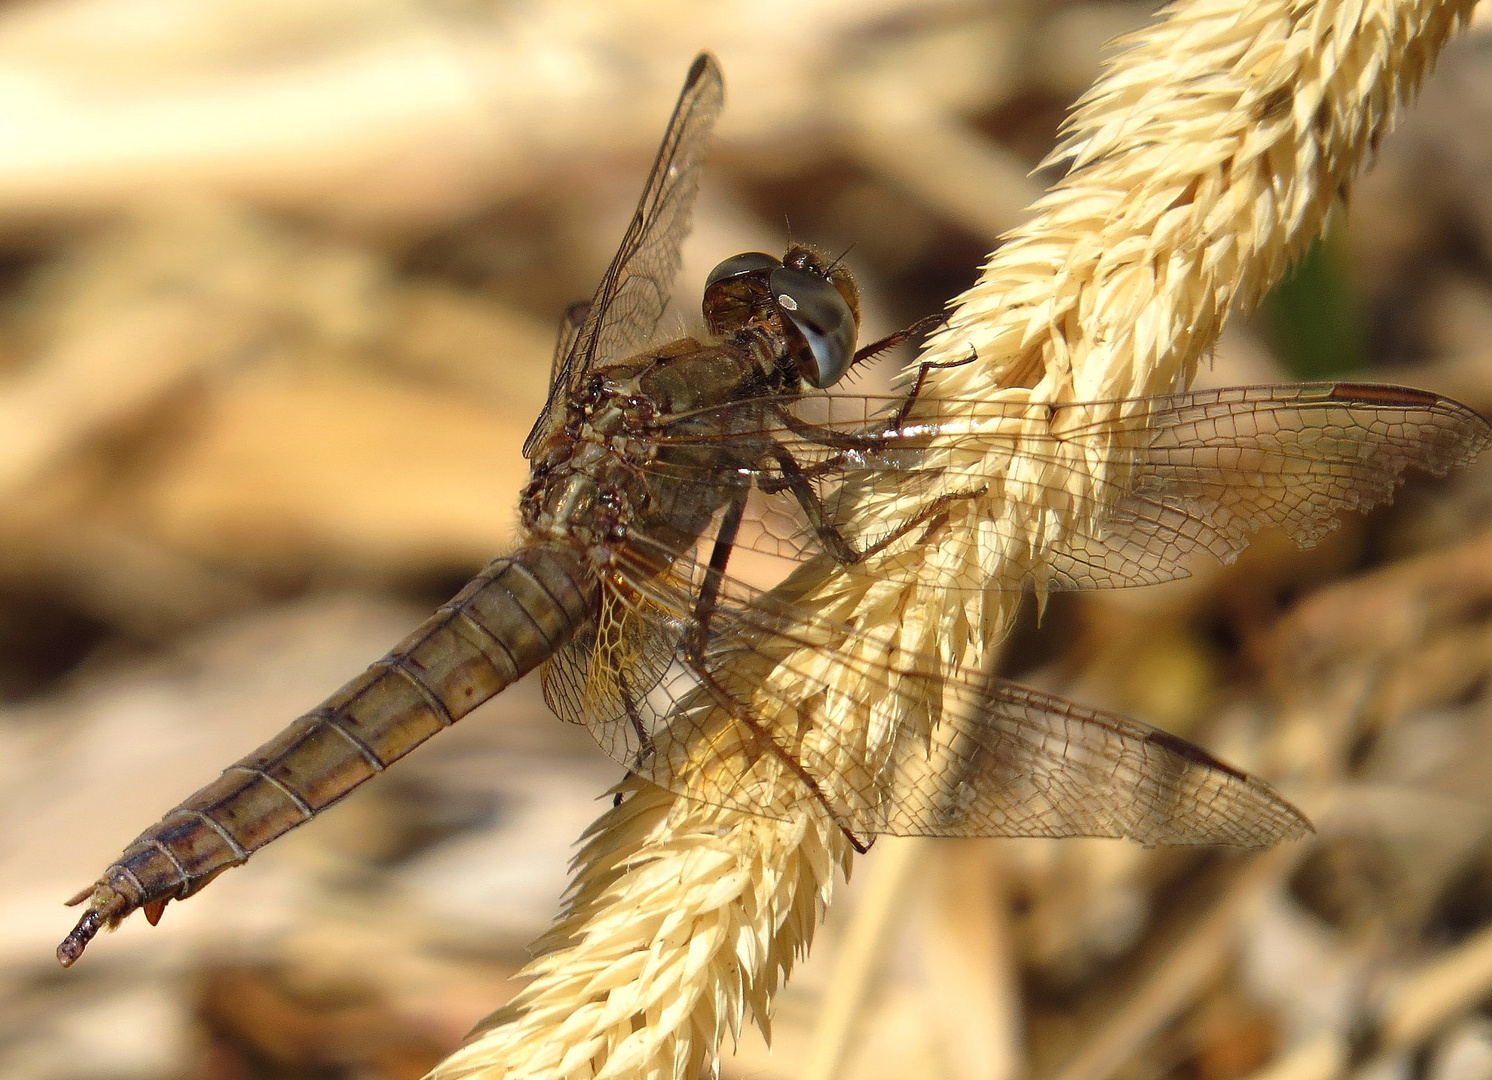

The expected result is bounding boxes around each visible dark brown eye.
[768,266,857,387]
[705,251,781,287]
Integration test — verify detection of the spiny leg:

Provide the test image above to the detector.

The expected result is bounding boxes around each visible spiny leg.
[760,325,982,564]
[846,312,948,372]
[689,491,748,662]
[613,668,655,807]
[856,485,988,559]
[675,491,868,850]
[846,312,977,436]
[772,341,980,455]
[886,342,980,432]
[765,436,986,567]
[767,448,860,564]
[685,653,872,854]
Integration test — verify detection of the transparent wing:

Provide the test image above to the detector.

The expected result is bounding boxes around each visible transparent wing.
[541,380,1484,847]
[543,587,690,734]
[1041,383,1491,586]
[524,54,725,456]
[546,301,591,394]
[545,532,1308,848]
[642,382,1492,588]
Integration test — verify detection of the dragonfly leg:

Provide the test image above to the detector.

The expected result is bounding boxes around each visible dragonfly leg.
[886,342,980,432]
[689,491,749,658]
[663,491,871,850]
[767,448,861,564]
[767,442,985,566]
[614,668,656,806]
[669,495,860,838]
[847,312,948,372]
[686,654,872,854]
[768,344,978,459]
[857,484,989,559]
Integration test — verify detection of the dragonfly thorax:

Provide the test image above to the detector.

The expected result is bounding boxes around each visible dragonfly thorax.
[522,387,656,555]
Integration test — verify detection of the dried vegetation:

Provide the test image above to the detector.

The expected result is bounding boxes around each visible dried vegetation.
[5,2,1492,1080]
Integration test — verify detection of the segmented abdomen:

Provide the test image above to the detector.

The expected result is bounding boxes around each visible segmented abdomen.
[59,542,593,964]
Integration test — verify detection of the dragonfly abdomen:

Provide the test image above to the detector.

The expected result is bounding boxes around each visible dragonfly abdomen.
[58,542,594,966]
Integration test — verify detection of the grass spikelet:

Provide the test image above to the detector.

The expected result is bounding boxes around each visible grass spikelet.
[427,1,1474,1077]
[430,779,846,1080]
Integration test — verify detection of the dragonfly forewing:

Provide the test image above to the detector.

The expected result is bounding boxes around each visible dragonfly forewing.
[640,383,1492,591]
[525,54,725,456]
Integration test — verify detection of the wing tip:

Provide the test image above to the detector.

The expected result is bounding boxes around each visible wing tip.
[684,53,726,107]
[689,52,722,82]
[1140,727,1315,848]
[1328,382,1492,462]
[1228,797,1315,848]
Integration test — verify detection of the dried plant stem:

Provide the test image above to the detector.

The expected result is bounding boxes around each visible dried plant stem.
[834,73,1043,244]
[1244,1033,1348,1080]
[1379,915,1492,1047]
[922,842,1023,1080]
[803,837,928,1080]
[428,2,1474,1078]
[1241,913,1492,1080]
[1043,846,1305,1080]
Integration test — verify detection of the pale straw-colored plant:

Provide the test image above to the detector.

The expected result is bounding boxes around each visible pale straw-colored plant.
[429,1,1477,1078]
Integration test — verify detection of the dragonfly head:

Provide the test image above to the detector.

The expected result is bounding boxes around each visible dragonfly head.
[703,246,861,389]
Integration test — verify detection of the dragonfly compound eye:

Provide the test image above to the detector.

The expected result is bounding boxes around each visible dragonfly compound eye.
[769,265,857,388]
[705,251,781,288]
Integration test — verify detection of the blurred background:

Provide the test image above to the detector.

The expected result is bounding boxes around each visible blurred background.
[5,1,1492,1079]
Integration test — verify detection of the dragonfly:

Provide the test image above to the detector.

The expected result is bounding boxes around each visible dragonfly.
[59,53,1492,965]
